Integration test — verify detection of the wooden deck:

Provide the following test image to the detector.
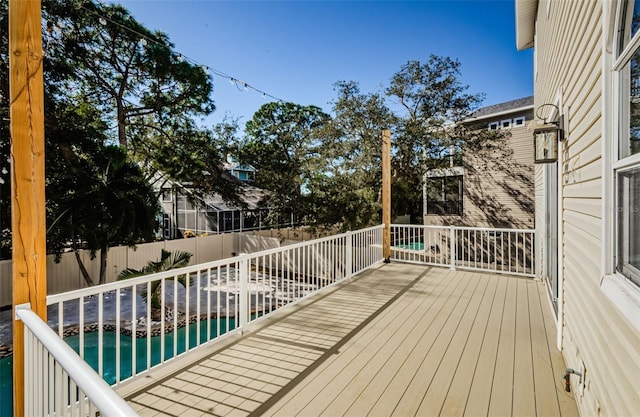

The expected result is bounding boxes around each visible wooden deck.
[118,262,579,417]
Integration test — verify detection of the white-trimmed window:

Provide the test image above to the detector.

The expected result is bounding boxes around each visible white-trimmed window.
[513,116,526,127]
[161,189,172,202]
[488,121,499,130]
[613,0,640,288]
[500,119,511,129]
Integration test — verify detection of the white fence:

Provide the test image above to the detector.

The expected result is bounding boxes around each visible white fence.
[0,234,239,308]
[15,225,383,415]
[0,229,339,308]
[390,224,535,277]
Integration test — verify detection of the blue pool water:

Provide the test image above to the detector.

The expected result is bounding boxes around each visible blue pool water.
[396,242,425,250]
[0,355,11,417]
[0,318,236,417]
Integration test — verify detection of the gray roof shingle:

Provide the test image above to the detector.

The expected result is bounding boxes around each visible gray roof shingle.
[471,96,534,118]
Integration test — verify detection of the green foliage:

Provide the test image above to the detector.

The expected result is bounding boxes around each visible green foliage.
[309,81,396,229]
[0,0,240,263]
[385,56,489,222]
[239,102,331,209]
[44,1,214,148]
[118,249,193,309]
[234,57,501,228]
[42,0,239,200]
[47,145,159,285]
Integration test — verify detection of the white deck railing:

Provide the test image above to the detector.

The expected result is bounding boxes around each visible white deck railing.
[15,223,533,415]
[391,224,535,277]
[16,307,138,417]
[16,225,383,415]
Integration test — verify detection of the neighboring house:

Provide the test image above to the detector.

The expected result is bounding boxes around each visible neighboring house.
[223,157,256,183]
[517,1,639,416]
[156,177,293,239]
[423,96,535,228]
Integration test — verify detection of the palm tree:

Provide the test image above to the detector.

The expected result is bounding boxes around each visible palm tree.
[118,249,193,318]
[48,145,159,285]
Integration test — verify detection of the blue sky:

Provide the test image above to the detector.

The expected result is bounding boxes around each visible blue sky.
[114,0,533,125]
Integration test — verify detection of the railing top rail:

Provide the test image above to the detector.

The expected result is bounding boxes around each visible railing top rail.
[47,224,385,305]
[390,224,534,234]
[16,307,139,417]
[46,256,241,304]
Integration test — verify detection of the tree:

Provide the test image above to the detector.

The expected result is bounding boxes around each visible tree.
[309,81,396,229]
[48,145,159,285]
[385,56,486,222]
[45,1,213,148]
[0,1,242,264]
[239,102,331,213]
[43,0,239,199]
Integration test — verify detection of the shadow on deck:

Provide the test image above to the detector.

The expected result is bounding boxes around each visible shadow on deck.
[118,262,578,417]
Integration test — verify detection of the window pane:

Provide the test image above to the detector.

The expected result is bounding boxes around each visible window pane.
[616,167,640,286]
[425,175,463,215]
[621,48,640,158]
[619,0,640,55]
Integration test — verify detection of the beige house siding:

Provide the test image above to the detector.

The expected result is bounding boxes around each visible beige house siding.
[463,115,535,229]
[533,1,640,417]
[424,106,535,228]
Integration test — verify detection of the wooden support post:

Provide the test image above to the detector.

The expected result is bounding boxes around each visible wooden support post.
[382,129,391,263]
[9,1,47,416]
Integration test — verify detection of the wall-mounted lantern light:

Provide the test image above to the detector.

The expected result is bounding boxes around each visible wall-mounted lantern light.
[533,124,561,163]
[534,104,565,164]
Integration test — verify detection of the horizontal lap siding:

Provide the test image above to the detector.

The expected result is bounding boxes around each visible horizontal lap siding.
[536,1,640,416]
[462,118,535,228]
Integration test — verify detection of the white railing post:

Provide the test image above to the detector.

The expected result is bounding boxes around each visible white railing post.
[449,226,456,270]
[238,254,249,335]
[346,231,353,280]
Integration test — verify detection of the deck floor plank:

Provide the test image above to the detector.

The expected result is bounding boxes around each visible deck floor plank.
[438,273,500,417]
[263,263,438,416]
[512,279,537,416]
[317,267,463,416]
[352,268,471,417]
[462,272,509,417]
[528,279,563,417]
[342,268,466,417]
[538,284,580,417]
[487,277,517,417]
[390,271,484,416]
[123,264,580,417]
[415,272,494,416]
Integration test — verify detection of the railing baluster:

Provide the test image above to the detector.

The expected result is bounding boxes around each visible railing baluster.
[160,277,166,364]
[173,275,178,357]
[206,267,212,343]
[115,288,121,384]
[79,296,84,361]
[388,224,534,277]
[196,269,201,347]
[98,292,104,377]
[132,285,137,378]
[55,361,63,416]
[185,271,190,353]
[146,281,151,371]
[48,353,54,413]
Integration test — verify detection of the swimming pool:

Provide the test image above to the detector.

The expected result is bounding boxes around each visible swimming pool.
[0,318,237,417]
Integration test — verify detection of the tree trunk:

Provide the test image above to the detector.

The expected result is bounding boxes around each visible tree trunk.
[74,250,95,287]
[117,101,127,148]
[99,246,108,285]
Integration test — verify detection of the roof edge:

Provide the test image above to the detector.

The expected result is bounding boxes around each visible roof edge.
[515,0,539,50]
[466,104,534,123]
